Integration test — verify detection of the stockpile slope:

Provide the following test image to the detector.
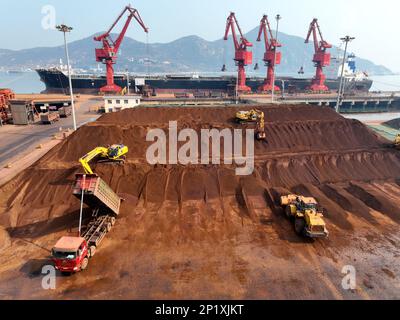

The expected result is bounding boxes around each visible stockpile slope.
[0,104,398,231]
[384,118,400,129]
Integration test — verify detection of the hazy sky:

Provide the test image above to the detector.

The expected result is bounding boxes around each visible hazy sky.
[2,0,399,71]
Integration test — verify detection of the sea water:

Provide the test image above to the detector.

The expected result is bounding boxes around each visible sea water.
[0,71,45,94]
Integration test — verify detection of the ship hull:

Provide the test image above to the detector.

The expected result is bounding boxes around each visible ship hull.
[36,69,373,95]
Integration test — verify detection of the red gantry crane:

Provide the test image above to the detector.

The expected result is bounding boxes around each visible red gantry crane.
[305,18,332,92]
[256,15,282,92]
[223,12,253,93]
[94,5,148,94]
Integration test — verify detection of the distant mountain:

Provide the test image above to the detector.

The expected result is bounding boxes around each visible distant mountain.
[0,28,392,76]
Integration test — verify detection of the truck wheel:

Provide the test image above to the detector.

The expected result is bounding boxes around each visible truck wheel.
[110,217,116,226]
[81,257,89,271]
[106,222,112,232]
[285,206,292,218]
[294,218,306,235]
[256,132,265,140]
[89,245,96,258]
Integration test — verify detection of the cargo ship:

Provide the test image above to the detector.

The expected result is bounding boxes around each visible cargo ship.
[36,55,373,95]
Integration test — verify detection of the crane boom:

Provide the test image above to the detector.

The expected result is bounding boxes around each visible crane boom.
[256,15,282,92]
[224,13,239,50]
[94,5,148,94]
[223,12,253,93]
[257,15,275,50]
[305,19,331,50]
[305,18,332,92]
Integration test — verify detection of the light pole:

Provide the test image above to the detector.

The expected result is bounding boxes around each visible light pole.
[126,69,130,95]
[78,174,86,237]
[56,24,77,131]
[335,35,355,113]
[235,74,239,104]
[271,14,281,103]
[280,79,286,98]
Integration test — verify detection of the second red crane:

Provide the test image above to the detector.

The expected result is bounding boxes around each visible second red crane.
[305,18,332,93]
[256,15,282,93]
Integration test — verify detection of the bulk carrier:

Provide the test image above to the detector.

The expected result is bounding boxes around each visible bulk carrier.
[36,55,373,95]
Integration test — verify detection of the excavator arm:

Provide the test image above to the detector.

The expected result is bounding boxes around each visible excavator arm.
[255,111,266,140]
[79,147,109,175]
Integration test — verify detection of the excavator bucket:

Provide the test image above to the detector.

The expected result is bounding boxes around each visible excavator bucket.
[280,194,298,206]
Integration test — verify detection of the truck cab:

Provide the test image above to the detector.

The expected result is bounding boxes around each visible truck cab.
[51,236,90,274]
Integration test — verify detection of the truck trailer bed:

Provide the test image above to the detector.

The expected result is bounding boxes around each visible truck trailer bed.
[73,174,121,216]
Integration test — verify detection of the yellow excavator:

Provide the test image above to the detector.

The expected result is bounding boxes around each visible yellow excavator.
[79,144,128,174]
[235,109,266,140]
[394,134,400,149]
[280,194,329,239]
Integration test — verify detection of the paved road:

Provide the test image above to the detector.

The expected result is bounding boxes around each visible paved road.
[0,98,100,167]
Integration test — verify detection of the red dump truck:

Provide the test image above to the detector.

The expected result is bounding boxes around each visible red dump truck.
[51,174,122,274]
[0,88,15,123]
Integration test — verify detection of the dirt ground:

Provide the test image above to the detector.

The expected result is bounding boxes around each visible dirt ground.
[0,104,399,299]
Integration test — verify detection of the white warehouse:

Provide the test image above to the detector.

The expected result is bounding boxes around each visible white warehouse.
[103,95,141,113]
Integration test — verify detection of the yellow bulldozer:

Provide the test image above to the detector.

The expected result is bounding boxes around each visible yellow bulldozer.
[280,194,329,239]
[236,109,266,140]
[79,144,128,175]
